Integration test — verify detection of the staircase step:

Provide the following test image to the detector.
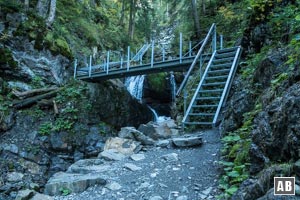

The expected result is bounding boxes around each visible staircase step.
[210,63,232,69]
[189,113,215,116]
[183,121,212,125]
[216,47,237,54]
[199,89,223,93]
[215,51,236,59]
[196,96,220,100]
[208,69,230,74]
[202,82,226,87]
[192,104,218,108]
[205,75,228,80]
[213,57,234,64]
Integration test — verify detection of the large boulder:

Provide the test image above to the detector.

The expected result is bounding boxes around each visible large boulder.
[118,127,155,145]
[103,137,141,155]
[44,172,106,196]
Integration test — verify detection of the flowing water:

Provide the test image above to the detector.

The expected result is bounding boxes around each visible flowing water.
[124,75,145,102]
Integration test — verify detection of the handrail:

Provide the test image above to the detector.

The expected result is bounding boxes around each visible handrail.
[212,46,242,125]
[182,50,217,124]
[176,23,216,97]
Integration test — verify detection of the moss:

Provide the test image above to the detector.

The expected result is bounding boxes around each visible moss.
[0,47,17,69]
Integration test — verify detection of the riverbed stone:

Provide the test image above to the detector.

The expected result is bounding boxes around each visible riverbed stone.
[104,137,141,155]
[67,159,110,174]
[161,153,178,162]
[98,149,126,161]
[15,189,34,200]
[130,153,145,161]
[44,172,106,195]
[156,140,170,148]
[172,136,203,147]
[124,163,142,171]
[31,193,54,200]
[6,172,24,182]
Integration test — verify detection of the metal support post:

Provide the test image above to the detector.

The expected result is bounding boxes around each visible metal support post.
[220,35,223,50]
[189,41,192,57]
[106,51,110,74]
[212,27,217,52]
[180,33,183,63]
[151,40,154,68]
[127,46,130,71]
[120,56,123,69]
[162,45,165,62]
[184,89,187,116]
[73,59,77,79]
[88,55,92,77]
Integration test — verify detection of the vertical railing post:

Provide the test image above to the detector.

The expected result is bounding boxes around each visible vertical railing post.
[212,26,217,52]
[106,51,110,74]
[127,46,130,71]
[73,59,77,79]
[151,40,154,68]
[162,44,165,62]
[189,41,192,57]
[180,33,183,63]
[120,56,123,69]
[184,89,187,116]
[220,35,223,50]
[88,55,92,77]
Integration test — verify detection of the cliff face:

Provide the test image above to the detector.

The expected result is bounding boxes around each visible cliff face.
[219,0,300,198]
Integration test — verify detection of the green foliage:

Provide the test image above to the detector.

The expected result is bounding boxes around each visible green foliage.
[0,47,18,69]
[271,72,289,89]
[0,0,22,13]
[59,187,72,196]
[38,122,53,136]
[147,73,167,93]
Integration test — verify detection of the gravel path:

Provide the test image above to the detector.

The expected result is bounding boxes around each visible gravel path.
[54,129,221,200]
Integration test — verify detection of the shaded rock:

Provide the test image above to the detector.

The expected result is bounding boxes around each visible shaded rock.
[15,189,34,200]
[105,181,122,191]
[84,131,105,157]
[138,121,173,140]
[130,153,145,161]
[149,196,163,200]
[6,172,24,182]
[249,143,270,174]
[50,156,69,172]
[294,160,300,177]
[98,149,126,161]
[161,153,178,162]
[50,132,72,152]
[176,196,188,200]
[296,184,300,195]
[44,172,106,196]
[31,193,54,200]
[124,163,142,171]
[104,137,141,155]
[155,140,170,148]
[118,127,155,145]
[2,143,19,154]
[29,183,39,191]
[172,136,202,147]
[67,159,110,174]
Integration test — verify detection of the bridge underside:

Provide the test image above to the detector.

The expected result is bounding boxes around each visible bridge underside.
[77,57,199,82]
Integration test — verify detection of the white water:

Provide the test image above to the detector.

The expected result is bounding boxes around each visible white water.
[125,75,145,102]
[125,72,176,123]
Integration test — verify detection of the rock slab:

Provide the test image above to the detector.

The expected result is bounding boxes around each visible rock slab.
[172,136,203,147]
[44,172,106,196]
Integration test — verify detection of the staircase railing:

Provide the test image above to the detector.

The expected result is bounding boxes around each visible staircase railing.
[182,50,217,124]
[176,23,216,97]
[212,46,242,126]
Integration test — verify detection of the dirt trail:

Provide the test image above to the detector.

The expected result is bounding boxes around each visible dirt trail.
[54,129,221,200]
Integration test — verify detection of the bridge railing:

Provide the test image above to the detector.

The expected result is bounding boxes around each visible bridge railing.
[73,34,207,79]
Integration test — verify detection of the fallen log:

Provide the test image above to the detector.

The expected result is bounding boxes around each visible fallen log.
[12,87,58,99]
[13,88,62,109]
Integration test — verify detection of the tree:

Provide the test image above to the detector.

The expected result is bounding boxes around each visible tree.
[36,0,50,18]
[46,0,56,26]
[128,0,137,40]
[191,0,201,38]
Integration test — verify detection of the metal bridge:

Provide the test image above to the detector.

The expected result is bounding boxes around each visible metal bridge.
[74,24,242,128]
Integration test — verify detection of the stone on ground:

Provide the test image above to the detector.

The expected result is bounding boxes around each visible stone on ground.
[15,189,34,200]
[130,153,145,161]
[104,137,141,155]
[67,159,110,174]
[124,163,142,171]
[294,159,300,176]
[98,149,126,161]
[161,153,179,162]
[149,195,163,200]
[176,195,188,200]
[155,140,170,148]
[105,181,122,191]
[31,193,54,200]
[118,127,155,145]
[6,172,24,182]
[44,172,106,195]
[172,136,202,147]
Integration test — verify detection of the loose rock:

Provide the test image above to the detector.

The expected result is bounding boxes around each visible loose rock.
[15,189,34,200]
[31,193,54,200]
[98,149,126,161]
[130,153,145,161]
[6,172,24,182]
[161,153,179,162]
[124,163,142,171]
[104,137,141,155]
[106,181,122,191]
[172,136,202,147]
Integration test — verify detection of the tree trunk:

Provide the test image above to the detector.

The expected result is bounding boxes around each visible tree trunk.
[47,0,56,26]
[119,0,125,26]
[128,0,136,40]
[36,0,50,18]
[24,0,29,11]
[191,0,201,38]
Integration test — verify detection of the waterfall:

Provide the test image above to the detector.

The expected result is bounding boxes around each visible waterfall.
[170,72,176,102]
[125,75,145,102]
[147,106,158,122]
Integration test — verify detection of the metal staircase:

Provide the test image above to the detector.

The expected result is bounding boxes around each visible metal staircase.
[131,43,151,62]
[182,46,242,127]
